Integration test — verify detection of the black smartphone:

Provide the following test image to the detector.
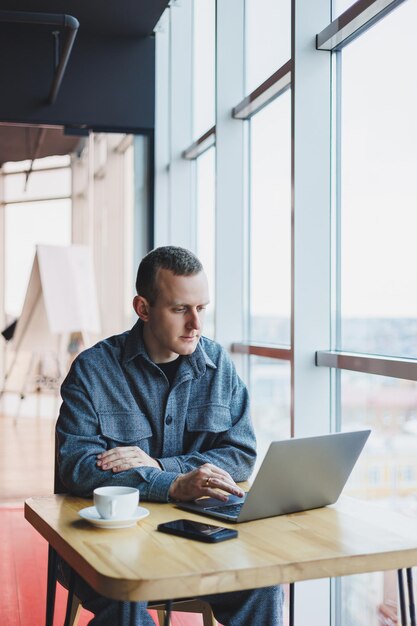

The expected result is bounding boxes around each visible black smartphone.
[157,519,238,543]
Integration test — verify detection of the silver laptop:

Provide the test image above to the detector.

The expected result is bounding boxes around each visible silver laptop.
[177,430,371,523]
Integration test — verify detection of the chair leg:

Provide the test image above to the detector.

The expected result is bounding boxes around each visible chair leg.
[164,600,173,626]
[201,603,217,626]
[153,600,217,626]
[156,609,166,625]
[46,546,57,626]
[68,594,82,626]
[64,568,83,626]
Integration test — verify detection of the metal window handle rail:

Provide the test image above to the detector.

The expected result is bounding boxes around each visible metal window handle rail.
[315,350,417,382]
[181,58,291,160]
[316,0,407,51]
[231,342,291,361]
[232,60,292,120]
[182,126,216,160]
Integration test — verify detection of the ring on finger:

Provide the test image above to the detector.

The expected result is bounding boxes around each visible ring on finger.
[205,476,211,487]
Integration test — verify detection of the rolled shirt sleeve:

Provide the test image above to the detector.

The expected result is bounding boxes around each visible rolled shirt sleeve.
[57,368,178,502]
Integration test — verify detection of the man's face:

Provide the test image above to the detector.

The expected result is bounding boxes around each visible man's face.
[134,268,210,363]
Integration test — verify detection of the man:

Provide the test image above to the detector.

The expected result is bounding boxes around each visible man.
[57,245,283,625]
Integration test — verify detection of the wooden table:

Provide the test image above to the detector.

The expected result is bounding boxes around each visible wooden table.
[25,495,417,618]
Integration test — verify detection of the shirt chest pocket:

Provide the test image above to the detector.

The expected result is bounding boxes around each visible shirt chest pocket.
[98,410,153,446]
[186,405,232,433]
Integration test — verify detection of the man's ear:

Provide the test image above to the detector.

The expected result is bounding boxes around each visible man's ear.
[133,295,150,321]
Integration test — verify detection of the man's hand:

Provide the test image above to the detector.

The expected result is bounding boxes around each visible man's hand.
[96,446,161,472]
[168,463,245,502]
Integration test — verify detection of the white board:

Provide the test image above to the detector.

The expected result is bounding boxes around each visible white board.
[38,244,101,334]
[12,244,101,352]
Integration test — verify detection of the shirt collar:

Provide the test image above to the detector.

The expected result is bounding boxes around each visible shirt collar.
[123,318,217,375]
[122,318,150,363]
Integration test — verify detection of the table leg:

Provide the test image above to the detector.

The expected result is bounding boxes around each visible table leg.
[407,568,416,626]
[163,600,173,626]
[398,569,407,626]
[289,583,294,626]
[45,546,57,626]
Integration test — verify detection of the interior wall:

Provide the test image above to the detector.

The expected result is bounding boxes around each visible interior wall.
[71,133,139,340]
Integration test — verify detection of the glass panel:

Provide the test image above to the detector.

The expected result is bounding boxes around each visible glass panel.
[249,92,291,345]
[4,167,71,203]
[339,0,417,358]
[341,571,394,626]
[249,356,291,474]
[193,0,215,139]
[340,370,417,625]
[338,6,417,619]
[5,198,71,318]
[342,372,417,504]
[196,147,216,339]
[245,0,291,94]
[2,154,70,173]
[124,143,135,327]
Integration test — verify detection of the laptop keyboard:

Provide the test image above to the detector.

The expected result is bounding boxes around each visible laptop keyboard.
[205,502,243,517]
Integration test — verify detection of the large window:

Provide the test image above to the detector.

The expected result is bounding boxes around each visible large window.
[245,0,291,93]
[343,371,417,503]
[249,357,291,470]
[195,147,216,339]
[249,91,291,346]
[337,2,417,624]
[339,0,417,498]
[192,0,215,139]
[155,1,417,624]
[340,0,417,359]
[4,156,71,319]
[246,89,291,626]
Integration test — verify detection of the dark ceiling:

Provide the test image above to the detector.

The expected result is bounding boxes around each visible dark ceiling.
[0,1,168,36]
[0,0,169,165]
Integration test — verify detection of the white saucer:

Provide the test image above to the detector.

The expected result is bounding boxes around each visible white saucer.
[78,506,150,529]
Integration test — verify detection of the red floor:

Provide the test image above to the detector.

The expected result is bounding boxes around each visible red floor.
[0,504,208,626]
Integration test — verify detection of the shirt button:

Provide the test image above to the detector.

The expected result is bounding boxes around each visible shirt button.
[165,415,173,425]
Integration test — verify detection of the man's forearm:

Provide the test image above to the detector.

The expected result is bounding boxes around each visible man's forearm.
[158,445,255,482]
[60,452,179,502]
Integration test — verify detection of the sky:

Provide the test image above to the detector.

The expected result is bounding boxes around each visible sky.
[340,0,417,318]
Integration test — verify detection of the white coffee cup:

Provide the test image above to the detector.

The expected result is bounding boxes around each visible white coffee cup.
[93,486,139,520]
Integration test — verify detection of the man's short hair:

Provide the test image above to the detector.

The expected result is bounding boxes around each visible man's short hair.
[136,246,203,304]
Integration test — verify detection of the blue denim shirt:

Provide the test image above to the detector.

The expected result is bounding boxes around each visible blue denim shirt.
[56,320,256,502]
